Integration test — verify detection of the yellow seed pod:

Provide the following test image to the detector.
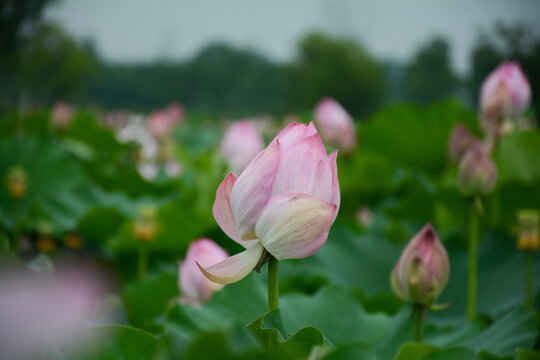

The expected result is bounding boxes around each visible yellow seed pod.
[37,236,57,253]
[133,206,158,242]
[63,233,84,249]
[517,210,539,251]
[6,166,28,199]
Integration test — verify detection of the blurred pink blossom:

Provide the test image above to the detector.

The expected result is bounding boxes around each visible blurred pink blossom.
[50,101,73,130]
[179,238,228,305]
[314,97,357,153]
[220,121,264,175]
[480,61,531,133]
[148,110,174,139]
[166,102,185,124]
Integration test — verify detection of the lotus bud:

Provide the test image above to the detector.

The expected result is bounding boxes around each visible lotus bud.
[314,97,357,153]
[480,61,531,133]
[133,206,157,242]
[199,122,340,284]
[220,121,264,175]
[6,166,27,199]
[457,142,497,197]
[391,224,450,306]
[50,101,73,130]
[166,102,185,125]
[448,123,476,163]
[517,210,539,251]
[356,207,373,227]
[179,238,228,305]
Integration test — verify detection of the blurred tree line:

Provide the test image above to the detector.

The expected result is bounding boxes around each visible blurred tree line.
[1,0,539,117]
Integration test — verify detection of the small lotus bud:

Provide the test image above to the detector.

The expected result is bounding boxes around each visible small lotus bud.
[457,142,497,197]
[356,207,373,227]
[6,166,27,199]
[220,121,264,175]
[50,101,73,130]
[133,206,157,242]
[391,224,450,306]
[448,123,476,163]
[517,210,539,251]
[314,97,357,153]
[480,62,531,134]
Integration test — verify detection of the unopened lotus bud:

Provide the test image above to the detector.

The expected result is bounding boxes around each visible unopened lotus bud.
[391,224,450,306]
[458,142,497,197]
[314,97,357,153]
[179,238,228,305]
[517,210,539,251]
[448,123,476,163]
[50,101,73,130]
[6,166,27,199]
[480,62,531,125]
[133,206,157,242]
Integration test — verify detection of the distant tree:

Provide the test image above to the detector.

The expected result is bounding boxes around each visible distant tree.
[289,32,386,118]
[403,36,457,104]
[17,23,98,102]
[470,23,540,110]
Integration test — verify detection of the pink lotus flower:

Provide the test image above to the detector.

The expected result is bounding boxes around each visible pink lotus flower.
[448,123,477,163]
[200,122,340,284]
[220,121,264,175]
[480,61,531,129]
[458,141,497,197]
[179,238,228,305]
[148,110,174,139]
[314,97,357,153]
[391,223,450,306]
[50,101,73,130]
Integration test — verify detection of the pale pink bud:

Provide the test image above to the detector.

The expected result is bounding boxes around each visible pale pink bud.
[220,121,264,175]
[480,61,531,131]
[199,122,340,284]
[356,207,373,227]
[50,101,73,130]
[458,141,497,197]
[314,97,357,153]
[147,110,173,139]
[391,224,450,306]
[179,238,228,305]
[448,123,476,163]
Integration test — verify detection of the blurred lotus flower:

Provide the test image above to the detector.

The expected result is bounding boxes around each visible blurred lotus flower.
[448,123,476,163]
[356,206,373,227]
[391,224,450,306]
[314,97,357,153]
[0,268,101,359]
[138,162,159,181]
[220,121,264,175]
[117,115,158,160]
[50,101,73,130]
[6,165,27,199]
[165,159,182,178]
[148,110,174,139]
[200,122,340,284]
[179,238,228,305]
[166,102,185,124]
[480,61,531,132]
[458,141,497,197]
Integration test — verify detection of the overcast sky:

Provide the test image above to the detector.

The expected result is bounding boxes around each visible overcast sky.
[45,0,540,74]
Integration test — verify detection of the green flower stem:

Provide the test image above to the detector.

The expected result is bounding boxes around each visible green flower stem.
[138,241,149,279]
[526,251,533,309]
[467,201,480,320]
[12,199,20,252]
[414,304,423,343]
[268,256,279,311]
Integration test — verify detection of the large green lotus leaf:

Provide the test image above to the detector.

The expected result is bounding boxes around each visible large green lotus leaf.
[0,138,98,232]
[123,264,179,333]
[359,100,477,175]
[60,324,159,360]
[497,130,540,184]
